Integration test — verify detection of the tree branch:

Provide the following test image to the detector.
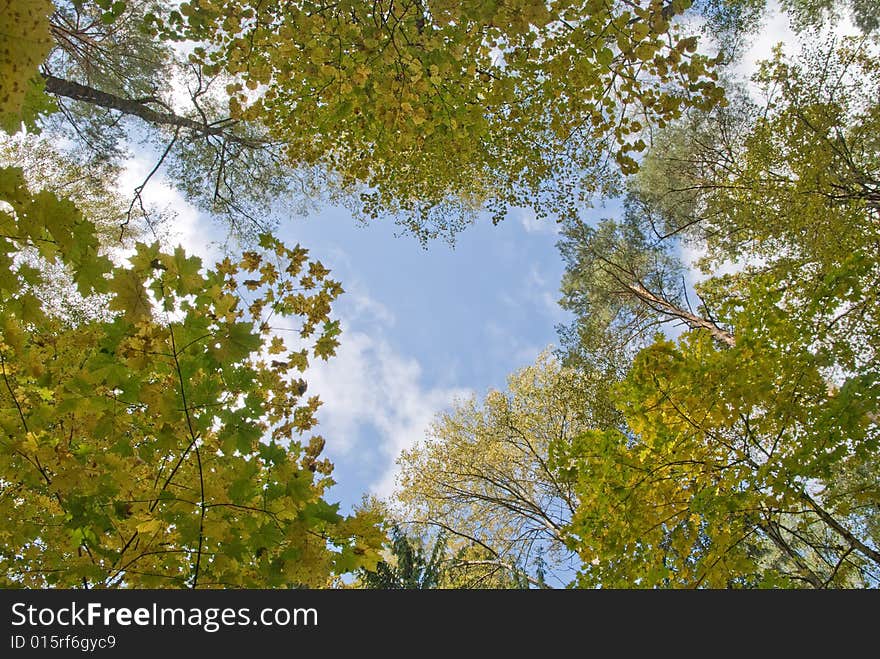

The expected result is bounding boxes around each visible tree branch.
[42,74,264,148]
[800,491,880,567]
[626,282,736,347]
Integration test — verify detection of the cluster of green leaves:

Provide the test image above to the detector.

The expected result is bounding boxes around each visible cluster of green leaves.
[558,194,691,366]
[558,330,878,587]
[0,0,392,588]
[34,1,300,237]
[395,17,879,588]
[358,525,447,589]
[151,0,725,239]
[781,0,879,33]
[554,36,880,588]
[0,163,384,586]
[5,0,877,591]
[394,351,620,586]
[0,0,55,132]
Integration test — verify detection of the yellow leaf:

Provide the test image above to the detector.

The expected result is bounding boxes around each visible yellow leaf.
[136,519,163,534]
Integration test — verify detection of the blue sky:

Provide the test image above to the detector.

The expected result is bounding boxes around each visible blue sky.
[284,204,574,508]
[121,163,585,510]
[117,1,812,513]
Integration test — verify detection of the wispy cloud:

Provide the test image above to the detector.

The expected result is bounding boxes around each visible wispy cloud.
[346,288,397,329]
[117,149,220,264]
[510,206,559,235]
[735,1,797,84]
[735,1,863,92]
[306,324,470,498]
[525,265,567,322]
[483,320,549,370]
[119,151,468,503]
[293,268,470,499]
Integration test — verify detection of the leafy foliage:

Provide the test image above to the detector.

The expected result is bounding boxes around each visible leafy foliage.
[357,507,533,588]
[359,525,446,589]
[0,133,143,248]
[558,195,692,367]
[46,0,171,97]
[0,0,55,131]
[559,331,879,588]
[0,167,383,587]
[690,0,765,59]
[30,1,321,239]
[4,0,878,592]
[395,351,620,587]
[555,38,880,588]
[781,0,880,33]
[152,0,726,240]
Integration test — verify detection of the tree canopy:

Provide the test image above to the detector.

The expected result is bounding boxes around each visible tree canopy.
[167,0,728,239]
[17,0,728,241]
[395,351,620,586]
[395,23,879,588]
[1,0,878,589]
[552,35,880,587]
[0,162,385,586]
[1,0,386,587]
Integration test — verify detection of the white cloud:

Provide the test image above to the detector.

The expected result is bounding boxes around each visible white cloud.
[511,207,559,235]
[296,287,470,499]
[500,264,570,327]
[735,1,798,83]
[525,265,568,322]
[483,320,548,369]
[346,287,397,329]
[120,150,465,501]
[117,149,221,264]
[306,326,470,498]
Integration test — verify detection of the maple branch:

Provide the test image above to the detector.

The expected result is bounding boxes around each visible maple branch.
[167,323,207,589]
[122,126,180,240]
[0,351,52,486]
[822,547,855,588]
[0,351,30,435]
[757,513,825,589]
[447,559,551,589]
[691,527,757,588]
[193,439,207,590]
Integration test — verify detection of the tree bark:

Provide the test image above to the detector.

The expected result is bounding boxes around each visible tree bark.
[800,491,880,566]
[627,282,736,347]
[42,75,262,147]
